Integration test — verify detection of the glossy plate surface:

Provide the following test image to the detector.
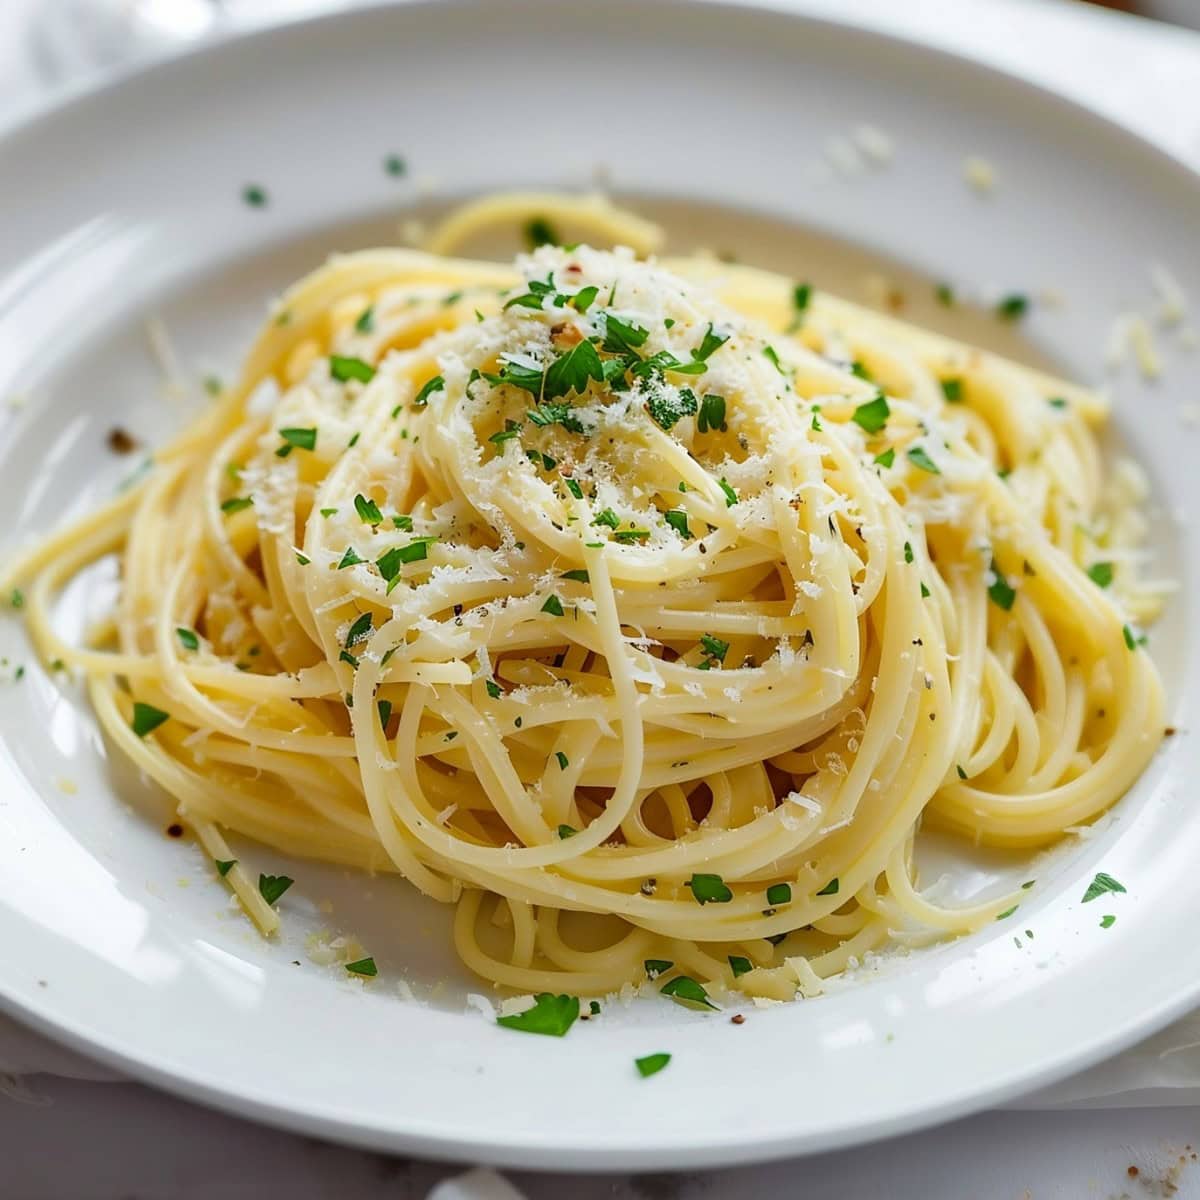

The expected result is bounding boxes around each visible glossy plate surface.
[0,0,1196,1169]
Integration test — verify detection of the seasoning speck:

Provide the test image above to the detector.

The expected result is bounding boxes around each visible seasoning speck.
[106,427,139,455]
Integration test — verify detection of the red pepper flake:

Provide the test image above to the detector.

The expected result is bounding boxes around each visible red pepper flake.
[730,1013,746,1025]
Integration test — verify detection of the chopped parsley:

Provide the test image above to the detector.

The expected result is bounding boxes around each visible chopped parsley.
[874,448,895,468]
[987,561,1016,611]
[696,393,727,434]
[996,906,1018,921]
[544,340,604,400]
[524,217,559,249]
[940,378,963,404]
[354,494,383,525]
[1100,914,1116,929]
[592,508,621,530]
[1123,623,1140,651]
[344,612,373,649]
[717,477,738,507]
[564,477,584,498]
[130,702,169,738]
[561,569,590,583]
[215,859,236,877]
[644,959,674,979]
[541,595,565,617]
[555,751,569,770]
[413,375,444,407]
[497,993,579,1037]
[995,294,1029,322]
[903,542,914,564]
[601,313,650,355]
[793,282,812,313]
[816,878,839,896]
[337,546,365,570]
[635,1053,671,1078]
[906,446,940,474]
[728,955,753,978]
[687,873,732,904]
[242,184,268,208]
[1047,396,1068,409]
[693,323,730,362]
[483,355,544,396]
[646,386,698,432]
[935,283,955,307]
[1086,562,1113,588]
[557,824,577,839]
[258,874,294,905]
[175,627,199,651]
[527,400,587,434]
[699,633,729,664]
[489,420,523,445]
[664,510,692,540]
[354,305,375,334]
[850,360,873,382]
[220,496,253,514]
[345,957,377,977]
[852,392,890,435]
[766,883,792,906]
[485,680,502,700]
[330,355,376,384]
[377,699,393,729]
[1081,872,1125,903]
[762,345,786,374]
[384,154,406,177]
[660,976,718,1011]
[376,538,436,581]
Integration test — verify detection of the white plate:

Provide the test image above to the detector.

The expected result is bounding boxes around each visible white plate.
[0,0,1197,1171]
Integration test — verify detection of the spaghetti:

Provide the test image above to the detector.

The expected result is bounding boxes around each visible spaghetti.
[3,195,1167,1003]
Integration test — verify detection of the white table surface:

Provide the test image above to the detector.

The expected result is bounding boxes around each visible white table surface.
[4,1,1200,1196]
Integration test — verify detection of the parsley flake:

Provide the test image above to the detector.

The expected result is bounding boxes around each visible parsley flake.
[354,494,383,525]
[345,957,377,977]
[175,627,199,651]
[635,1053,671,1078]
[1081,872,1126,903]
[524,217,559,249]
[258,874,294,905]
[413,375,444,407]
[697,393,727,434]
[497,993,579,1037]
[687,873,732,904]
[131,702,169,738]
[852,393,890,435]
[995,294,1029,321]
[987,561,1016,611]
[660,976,718,1011]
[906,446,940,474]
[330,355,375,384]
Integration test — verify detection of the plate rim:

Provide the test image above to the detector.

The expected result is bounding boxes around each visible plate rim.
[1,0,1198,1170]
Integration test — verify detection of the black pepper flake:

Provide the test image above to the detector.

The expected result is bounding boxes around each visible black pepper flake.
[166,823,184,838]
[107,427,139,454]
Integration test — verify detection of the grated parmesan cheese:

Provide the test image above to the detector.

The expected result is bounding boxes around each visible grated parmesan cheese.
[853,124,894,165]
[963,156,996,193]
